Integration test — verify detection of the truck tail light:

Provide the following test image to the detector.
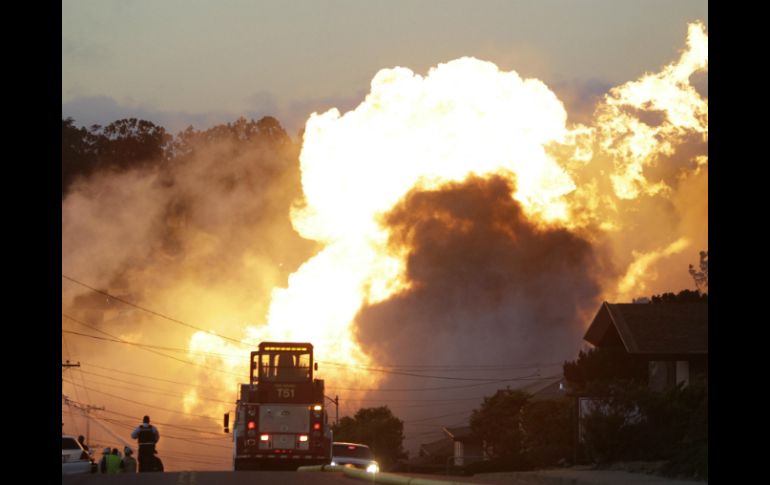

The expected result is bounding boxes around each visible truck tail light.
[247,421,256,430]
[313,423,321,430]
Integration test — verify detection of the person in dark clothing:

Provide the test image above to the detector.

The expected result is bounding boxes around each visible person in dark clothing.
[99,447,111,473]
[150,448,164,472]
[121,446,137,473]
[130,415,160,472]
[77,435,89,454]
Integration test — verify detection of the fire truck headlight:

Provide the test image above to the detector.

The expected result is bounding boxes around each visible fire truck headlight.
[366,463,379,474]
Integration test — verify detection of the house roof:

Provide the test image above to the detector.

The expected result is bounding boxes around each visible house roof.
[419,437,453,457]
[443,426,475,442]
[584,302,708,355]
[523,377,566,401]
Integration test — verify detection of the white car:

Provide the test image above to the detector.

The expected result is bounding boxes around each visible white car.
[62,435,96,475]
[330,442,379,473]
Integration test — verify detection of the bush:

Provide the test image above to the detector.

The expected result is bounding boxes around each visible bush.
[580,380,707,478]
[522,398,573,467]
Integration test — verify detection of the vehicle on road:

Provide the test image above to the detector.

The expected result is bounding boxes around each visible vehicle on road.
[330,442,379,473]
[224,342,333,471]
[62,435,96,475]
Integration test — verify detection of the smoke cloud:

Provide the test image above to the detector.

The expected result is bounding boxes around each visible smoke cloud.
[358,175,605,367]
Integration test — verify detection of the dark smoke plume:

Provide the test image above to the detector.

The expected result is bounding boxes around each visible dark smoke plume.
[357,175,607,377]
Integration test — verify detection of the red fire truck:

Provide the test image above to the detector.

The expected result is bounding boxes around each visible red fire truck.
[224,342,332,470]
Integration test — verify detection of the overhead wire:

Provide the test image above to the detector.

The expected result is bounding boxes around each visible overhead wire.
[62,378,223,422]
[63,274,251,347]
[62,313,243,378]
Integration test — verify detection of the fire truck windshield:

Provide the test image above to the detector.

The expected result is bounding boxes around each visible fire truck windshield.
[257,350,311,382]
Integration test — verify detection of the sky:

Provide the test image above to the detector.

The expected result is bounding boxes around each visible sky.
[62,0,708,471]
[63,0,708,136]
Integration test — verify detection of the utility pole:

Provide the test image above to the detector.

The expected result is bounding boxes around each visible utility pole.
[325,395,339,425]
[82,404,105,444]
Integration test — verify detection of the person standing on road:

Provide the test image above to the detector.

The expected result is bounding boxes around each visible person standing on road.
[121,446,137,473]
[130,415,160,472]
[77,435,89,455]
[105,448,122,474]
[99,447,111,473]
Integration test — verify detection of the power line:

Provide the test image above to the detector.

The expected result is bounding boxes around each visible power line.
[72,370,233,404]
[404,410,473,425]
[99,417,231,449]
[62,378,223,422]
[63,329,243,359]
[62,274,251,347]
[326,374,560,392]
[320,360,564,372]
[62,313,243,377]
[78,361,230,390]
[76,368,230,398]
[320,362,547,381]
[63,398,230,437]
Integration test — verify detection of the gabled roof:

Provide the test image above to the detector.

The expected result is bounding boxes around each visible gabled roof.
[523,377,566,401]
[419,437,453,457]
[443,426,472,439]
[584,302,708,355]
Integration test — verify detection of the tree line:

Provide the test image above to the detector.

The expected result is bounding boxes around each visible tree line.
[62,116,293,198]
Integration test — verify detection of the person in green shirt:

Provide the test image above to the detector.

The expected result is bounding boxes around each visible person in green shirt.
[105,448,122,474]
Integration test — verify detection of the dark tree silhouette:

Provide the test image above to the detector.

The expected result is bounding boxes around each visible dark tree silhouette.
[563,347,648,390]
[688,250,708,294]
[331,406,406,470]
[62,117,98,196]
[62,117,172,197]
[470,389,529,464]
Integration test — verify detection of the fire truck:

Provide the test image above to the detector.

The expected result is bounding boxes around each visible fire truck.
[224,342,332,470]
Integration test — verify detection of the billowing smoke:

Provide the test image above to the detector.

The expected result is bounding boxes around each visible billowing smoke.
[62,21,707,466]
[358,175,605,366]
[61,118,315,470]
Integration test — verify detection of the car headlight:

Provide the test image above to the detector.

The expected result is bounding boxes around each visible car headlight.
[330,461,337,466]
[366,463,379,473]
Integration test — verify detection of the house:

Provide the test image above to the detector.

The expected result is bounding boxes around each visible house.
[521,376,568,401]
[417,436,453,465]
[583,301,708,391]
[443,426,485,466]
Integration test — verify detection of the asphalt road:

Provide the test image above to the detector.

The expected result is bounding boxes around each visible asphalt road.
[61,471,363,485]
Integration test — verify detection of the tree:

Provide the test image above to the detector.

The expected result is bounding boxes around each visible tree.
[61,117,172,197]
[94,118,172,171]
[521,398,573,468]
[469,389,529,466]
[62,117,98,197]
[331,406,406,470]
[688,250,708,294]
[650,289,707,304]
[563,347,648,391]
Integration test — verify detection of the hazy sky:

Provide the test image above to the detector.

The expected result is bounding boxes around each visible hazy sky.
[63,0,708,135]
